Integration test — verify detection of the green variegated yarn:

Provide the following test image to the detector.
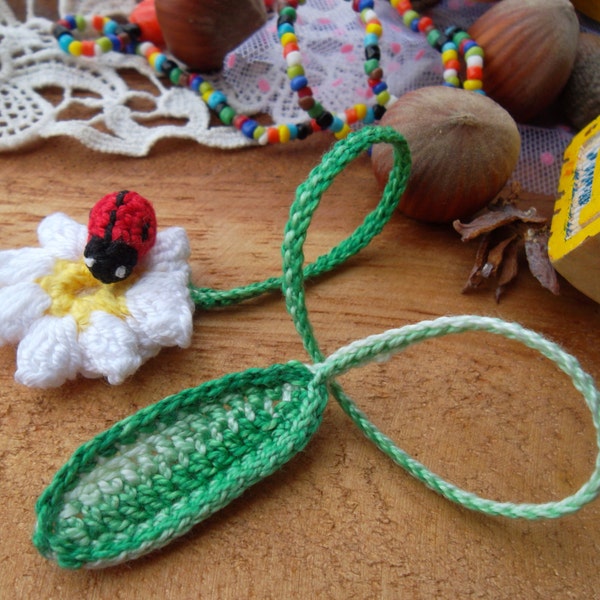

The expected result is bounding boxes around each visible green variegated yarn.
[33,127,600,570]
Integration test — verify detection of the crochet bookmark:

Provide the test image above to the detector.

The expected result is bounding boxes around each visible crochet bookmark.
[32,128,600,569]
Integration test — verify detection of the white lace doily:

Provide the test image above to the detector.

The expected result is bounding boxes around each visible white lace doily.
[1,0,597,195]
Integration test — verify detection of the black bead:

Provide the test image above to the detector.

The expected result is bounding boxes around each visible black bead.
[373,104,386,120]
[365,45,381,61]
[160,59,179,76]
[122,23,142,40]
[296,122,312,140]
[316,111,334,129]
[277,14,295,27]
[433,33,449,52]
[213,102,228,114]
[52,24,71,39]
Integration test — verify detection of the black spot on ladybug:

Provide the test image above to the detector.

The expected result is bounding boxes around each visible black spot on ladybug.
[141,221,151,242]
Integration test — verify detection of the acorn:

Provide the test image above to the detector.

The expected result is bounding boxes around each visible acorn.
[559,32,600,131]
[468,0,579,123]
[371,86,521,224]
[154,0,267,72]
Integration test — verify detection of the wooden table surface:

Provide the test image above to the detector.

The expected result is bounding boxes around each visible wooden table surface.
[2,3,600,599]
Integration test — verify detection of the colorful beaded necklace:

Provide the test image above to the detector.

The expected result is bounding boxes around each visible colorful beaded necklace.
[52,0,485,145]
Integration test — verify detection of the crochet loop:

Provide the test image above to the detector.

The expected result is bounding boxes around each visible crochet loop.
[33,127,600,569]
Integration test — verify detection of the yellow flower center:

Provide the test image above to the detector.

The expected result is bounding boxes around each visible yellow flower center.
[37,259,133,330]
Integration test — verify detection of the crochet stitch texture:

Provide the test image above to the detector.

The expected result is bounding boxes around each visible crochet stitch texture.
[0,212,194,387]
[32,128,600,569]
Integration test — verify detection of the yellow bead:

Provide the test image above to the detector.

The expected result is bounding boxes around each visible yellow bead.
[68,40,83,56]
[376,90,391,106]
[463,79,483,91]
[441,49,458,64]
[334,123,352,140]
[199,82,213,95]
[390,0,400,6]
[365,22,383,37]
[278,125,291,143]
[280,32,297,46]
[354,103,368,120]
[148,52,161,68]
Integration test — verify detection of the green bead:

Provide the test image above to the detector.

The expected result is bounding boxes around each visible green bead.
[364,58,379,75]
[280,6,297,20]
[97,37,112,53]
[426,29,441,48]
[286,64,305,79]
[219,106,236,125]
[169,68,183,85]
[452,31,470,45]
[402,10,419,27]
[75,15,87,31]
[465,45,484,59]
[307,102,324,119]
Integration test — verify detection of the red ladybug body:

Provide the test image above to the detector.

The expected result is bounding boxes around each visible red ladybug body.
[84,190,157,284]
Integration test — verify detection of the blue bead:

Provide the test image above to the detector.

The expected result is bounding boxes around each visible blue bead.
[59,34,74,52]
[410,18,420,32]
[277,23,295,37]
[358,0,374,9]
[207,91,227,109]
[64,14,77,29]
[189,75,204,92]
[103,20,119,35]
[153,53,166,73]
[363,107,375,124]
[290,75,308,91]
[462,40,477,53]
[364,33,379,47]
[241,119,258,138]
[372,81,387,94]
[107,34,121,51]
[328,117,345,133]
[441,41,457,53]
[287,124,298,140]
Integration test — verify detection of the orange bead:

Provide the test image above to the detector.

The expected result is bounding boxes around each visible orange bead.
[345,107,358,124]
[445,58,461,72]
[81,40,96,57]
[267,127,280,144]
[91,15,105,32]
[466,65,483,81]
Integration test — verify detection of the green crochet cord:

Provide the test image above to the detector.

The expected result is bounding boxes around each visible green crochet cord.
[33,128,600,570]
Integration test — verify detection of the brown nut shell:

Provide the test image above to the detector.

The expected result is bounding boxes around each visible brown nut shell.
[155,0,267,72]
[468,0,579,123]
[559,32,600,131]
[371,86,521,224]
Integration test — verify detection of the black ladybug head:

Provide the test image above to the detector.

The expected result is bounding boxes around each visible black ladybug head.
[84,236,138,284]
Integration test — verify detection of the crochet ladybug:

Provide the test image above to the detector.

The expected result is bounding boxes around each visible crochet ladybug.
[84,190,157,284]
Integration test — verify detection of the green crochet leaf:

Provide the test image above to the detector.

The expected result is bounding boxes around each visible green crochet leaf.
[33,361,327,568]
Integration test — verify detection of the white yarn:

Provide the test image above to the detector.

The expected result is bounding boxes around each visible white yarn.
[0,212,195,387]
[2,0,598,195]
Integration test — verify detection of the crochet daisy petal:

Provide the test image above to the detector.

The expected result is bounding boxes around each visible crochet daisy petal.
[126,270,194,348]
[15,315,82,388]
[0,281,51,344]
[37,213,87,261]
[0,248,55,286]
[79,312,143,385]
[142,227,191,273]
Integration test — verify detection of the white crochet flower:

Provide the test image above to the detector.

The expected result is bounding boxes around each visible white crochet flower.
[0,213,194,387]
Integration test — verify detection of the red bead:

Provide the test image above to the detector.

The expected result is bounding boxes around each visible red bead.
[267,127,280,144]
[345,107,358,124]
[91,15,105,31]
[296,86,314,98]
[233,114,249,130]
[397,1,412,15]
[310,118,322,132]
[445,58,461,71]
[282,42,299,57]
[81,40,96,57]
[417,16,433,33]
[466,65,483,80]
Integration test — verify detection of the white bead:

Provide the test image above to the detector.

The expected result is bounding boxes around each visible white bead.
[466,54,483,68]
[285,51,302,67]
[443,68,458,80]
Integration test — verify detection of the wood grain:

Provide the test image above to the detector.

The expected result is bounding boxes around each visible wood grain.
[2,4,600,598]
